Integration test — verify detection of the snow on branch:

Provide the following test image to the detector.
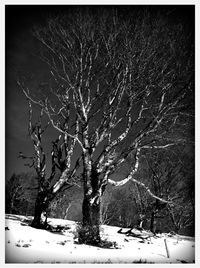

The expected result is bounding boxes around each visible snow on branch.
[108,146,171,204]
[52,156,81,194]
[105,95,133,151]
[108,175,171,204]
[140,143,175,149]
[108,147,140,187]
[26,100,46,177]
[17,80,85,152]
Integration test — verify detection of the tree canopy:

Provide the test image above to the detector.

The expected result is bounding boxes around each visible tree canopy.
[17,7,194,244]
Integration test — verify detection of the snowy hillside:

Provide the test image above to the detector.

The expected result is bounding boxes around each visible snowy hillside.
[5,214,195,263]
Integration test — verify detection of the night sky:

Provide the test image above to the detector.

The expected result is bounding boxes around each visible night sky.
[5,5,195,180]
[6,5,63,179]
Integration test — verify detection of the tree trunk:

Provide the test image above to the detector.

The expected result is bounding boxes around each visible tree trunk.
[30,191,48,229]
[137,213,145,229]
[79,194,101,245]
[80,157,102,245]
[150,211,157,233]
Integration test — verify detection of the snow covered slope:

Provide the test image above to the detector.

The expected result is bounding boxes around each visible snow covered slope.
[5,214,195,263]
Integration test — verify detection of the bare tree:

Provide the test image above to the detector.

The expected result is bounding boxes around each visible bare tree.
[140,150,194,234]
[6,173,24,214]
[19,101,80,228]
[5,172,37,216]
[18,7,194,244]
[167,202,194,234]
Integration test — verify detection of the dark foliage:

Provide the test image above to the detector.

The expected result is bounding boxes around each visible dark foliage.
[77,223,101,246]
[5,172,37,216]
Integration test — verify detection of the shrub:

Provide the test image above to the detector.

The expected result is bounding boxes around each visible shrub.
[77,224,101,246]
[75,223,119,248]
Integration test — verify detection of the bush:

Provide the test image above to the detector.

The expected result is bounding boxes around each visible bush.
[75,223,119,248]
[77,223,101,246]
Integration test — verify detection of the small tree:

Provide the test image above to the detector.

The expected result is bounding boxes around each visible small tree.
[19,101,80,228]
[6,173,24,214]
[18,7,194,243]
[137,149,194,234]
[165,152,194,234]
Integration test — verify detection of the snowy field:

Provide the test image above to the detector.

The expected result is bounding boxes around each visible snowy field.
[5,214,195,264]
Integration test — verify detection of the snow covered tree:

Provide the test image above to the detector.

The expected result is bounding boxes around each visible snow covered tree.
[19,101,80,228]
[18,7,194,244]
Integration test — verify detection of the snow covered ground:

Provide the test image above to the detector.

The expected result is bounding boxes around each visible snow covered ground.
[5,214,195,264]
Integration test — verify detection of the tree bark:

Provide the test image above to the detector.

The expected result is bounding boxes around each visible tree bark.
[80,151,102,245]
[80,194,101,245]
[30,191,49,228]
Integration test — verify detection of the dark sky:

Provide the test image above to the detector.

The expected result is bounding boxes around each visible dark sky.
[5,5,195,180]
[6,5,62,179]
